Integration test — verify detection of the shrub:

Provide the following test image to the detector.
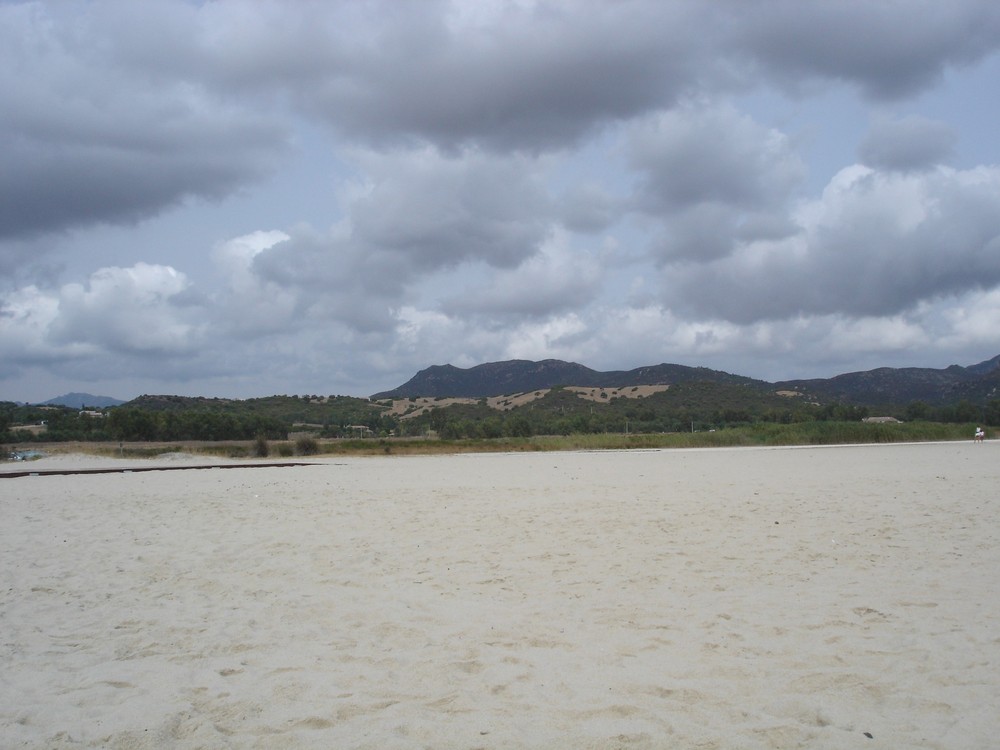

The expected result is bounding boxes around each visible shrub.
[252,433,269,457]
[295,436,319,455]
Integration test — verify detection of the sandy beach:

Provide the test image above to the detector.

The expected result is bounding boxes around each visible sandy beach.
[2,443,998,749]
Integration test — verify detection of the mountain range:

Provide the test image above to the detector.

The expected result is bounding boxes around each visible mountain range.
[372,355,1000,406]
[29,354,1000,410]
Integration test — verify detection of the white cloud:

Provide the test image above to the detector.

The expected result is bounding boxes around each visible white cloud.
[49,264,204,355]
[210,230,301,335]
[441,231,603,318]
[503,314,591,362]
[0,262,207,383]
[662,164,1000,322]
[932,288,1000,350]
[0,285,78,373]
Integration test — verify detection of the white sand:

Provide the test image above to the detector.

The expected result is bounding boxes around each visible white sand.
[2,443,998,749]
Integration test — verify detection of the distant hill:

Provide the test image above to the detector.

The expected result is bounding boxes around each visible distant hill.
[774,353,1000,406]
[42,392,124,408]
[964,353,1000,376]
[373,355,1000,406]
[371,359,763,399]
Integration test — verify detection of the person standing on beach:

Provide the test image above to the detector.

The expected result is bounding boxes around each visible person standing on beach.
[974,426,985,442]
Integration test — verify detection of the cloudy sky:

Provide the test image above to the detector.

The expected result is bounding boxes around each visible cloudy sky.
[3,0,1000,402]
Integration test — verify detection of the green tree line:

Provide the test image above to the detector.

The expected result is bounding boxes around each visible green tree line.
[1,403,287,443]
[398,393,1000,440]
[4,392,1000,445]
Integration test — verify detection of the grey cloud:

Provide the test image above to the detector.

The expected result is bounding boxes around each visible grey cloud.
[0,2,288,242]
[858,116,956,171]
[349,149,552,270]
[4,1,1000,400]
[647,204,741,262]
[735,213,801,243]
[627,104,804,260]
[651,206,800,261]
[4,0,994,252]
[628,104,804,212]
[196,1,1000,150]
[292,1,711,151]
[558,183,623,234]
[247,231,426,335]
[0,129,284,240]
[0,235,66,287]
[728,0,1000,99]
